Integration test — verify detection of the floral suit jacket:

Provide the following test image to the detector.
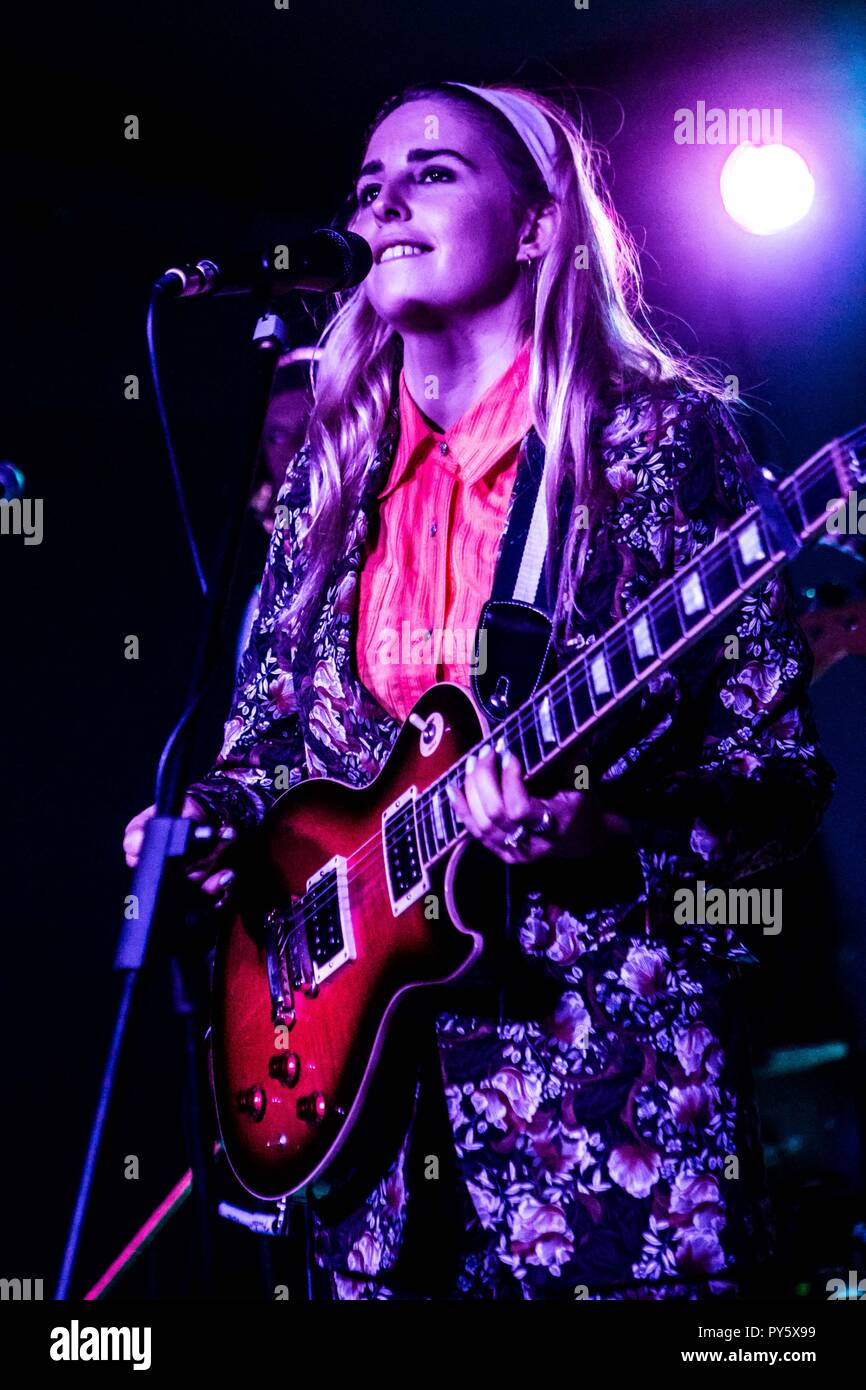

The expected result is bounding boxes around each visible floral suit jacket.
[190,386,834,1300]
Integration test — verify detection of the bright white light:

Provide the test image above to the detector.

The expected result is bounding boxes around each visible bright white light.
[720,143,815,235]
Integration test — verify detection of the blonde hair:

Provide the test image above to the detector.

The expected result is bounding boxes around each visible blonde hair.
[295,81,727,646]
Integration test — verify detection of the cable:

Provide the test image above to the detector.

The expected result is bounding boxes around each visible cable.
[146,293,208,596]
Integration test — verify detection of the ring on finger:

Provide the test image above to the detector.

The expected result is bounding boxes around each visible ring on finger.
[503,823,528,850]
[503,808,554,850]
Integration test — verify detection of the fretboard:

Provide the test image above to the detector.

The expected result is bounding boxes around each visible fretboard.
[410,428,864,870]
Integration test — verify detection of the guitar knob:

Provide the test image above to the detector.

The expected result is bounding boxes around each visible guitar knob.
[296,1092,327,1124]
[236,1086,266,1121]
[269,1052,301,1087]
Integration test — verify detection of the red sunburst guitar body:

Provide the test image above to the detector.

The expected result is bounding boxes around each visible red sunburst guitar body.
[210,683,488,1201]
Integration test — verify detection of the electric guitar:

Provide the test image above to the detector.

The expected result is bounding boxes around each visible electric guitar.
[210,425,865,1200]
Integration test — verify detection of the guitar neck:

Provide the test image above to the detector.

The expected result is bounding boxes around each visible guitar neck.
[410,429,864,870]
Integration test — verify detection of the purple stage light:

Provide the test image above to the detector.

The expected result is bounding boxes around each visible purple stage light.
[720,143,816,235]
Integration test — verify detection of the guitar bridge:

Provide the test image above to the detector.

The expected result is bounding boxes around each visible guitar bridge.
[264,908,295,1026]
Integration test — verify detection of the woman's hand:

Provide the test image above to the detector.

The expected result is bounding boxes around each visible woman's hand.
[446,739,628,865]
[123,797,238,901]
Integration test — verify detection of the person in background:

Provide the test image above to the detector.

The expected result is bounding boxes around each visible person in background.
[236,349,317,666]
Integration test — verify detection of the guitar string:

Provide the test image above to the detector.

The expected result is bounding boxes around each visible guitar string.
[275,479,862,959]
[270,437,863,954]
[275,435,863,952]
[286,440,855,929]
[276,447,854,958]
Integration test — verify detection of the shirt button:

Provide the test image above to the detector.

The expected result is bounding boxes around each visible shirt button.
[438,441,449,455]
[430,520,438,537]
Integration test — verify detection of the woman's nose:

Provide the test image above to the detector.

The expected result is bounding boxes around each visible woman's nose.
[371,176,412,223]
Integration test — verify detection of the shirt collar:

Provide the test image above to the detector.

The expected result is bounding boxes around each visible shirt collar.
[376,337,533,499]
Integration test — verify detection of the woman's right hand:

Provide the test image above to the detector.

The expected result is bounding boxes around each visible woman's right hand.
[123,797,238,899]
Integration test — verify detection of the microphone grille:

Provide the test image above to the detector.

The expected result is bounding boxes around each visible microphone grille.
[316,227,372,289]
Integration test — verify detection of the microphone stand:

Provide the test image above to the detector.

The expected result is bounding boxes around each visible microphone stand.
[55,304,292,1300]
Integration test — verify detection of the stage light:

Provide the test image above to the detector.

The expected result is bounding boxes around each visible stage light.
[720,143,815,235]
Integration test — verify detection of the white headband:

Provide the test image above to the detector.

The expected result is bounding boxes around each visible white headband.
[444,82,558,192]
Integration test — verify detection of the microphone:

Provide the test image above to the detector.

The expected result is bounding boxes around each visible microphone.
[153,228,372,299]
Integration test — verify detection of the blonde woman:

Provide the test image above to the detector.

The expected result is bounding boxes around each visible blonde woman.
[125,81,833,1299]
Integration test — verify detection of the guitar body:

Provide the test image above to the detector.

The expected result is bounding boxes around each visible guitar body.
[210,683,487,1200]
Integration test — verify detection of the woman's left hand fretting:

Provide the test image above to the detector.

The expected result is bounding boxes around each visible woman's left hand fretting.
[446,739,618,865]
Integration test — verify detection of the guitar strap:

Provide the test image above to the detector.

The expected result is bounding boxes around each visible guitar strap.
[471,430,573,719]
[468,429,573,1019]
[489,427,557,612]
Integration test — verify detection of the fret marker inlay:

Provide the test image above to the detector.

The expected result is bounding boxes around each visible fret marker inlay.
[680,570,706,615]
[431,789,446,845]
[737,521,765,566]
[538,695,557,745]
[590,653,610,697]
[632,614,654,658]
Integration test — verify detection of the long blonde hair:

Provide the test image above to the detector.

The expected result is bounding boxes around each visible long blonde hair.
[297,81,726,646]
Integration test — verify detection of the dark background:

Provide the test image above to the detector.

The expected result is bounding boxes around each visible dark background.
[1,0,865,1298]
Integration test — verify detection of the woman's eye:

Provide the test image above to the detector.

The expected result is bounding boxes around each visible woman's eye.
[418,165,455,184]
[355,165,455,207]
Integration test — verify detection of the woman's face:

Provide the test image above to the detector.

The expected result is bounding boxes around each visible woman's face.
[349,98,526,332]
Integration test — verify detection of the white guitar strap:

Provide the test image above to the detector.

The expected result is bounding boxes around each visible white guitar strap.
[510,446,554,604]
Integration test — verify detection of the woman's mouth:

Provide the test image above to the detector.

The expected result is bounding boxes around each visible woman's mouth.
[377,243,433,264]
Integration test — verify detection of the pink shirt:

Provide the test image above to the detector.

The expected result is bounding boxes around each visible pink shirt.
[356,341,533,721]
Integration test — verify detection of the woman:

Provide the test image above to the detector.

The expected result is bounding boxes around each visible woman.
[125,81,834,1299]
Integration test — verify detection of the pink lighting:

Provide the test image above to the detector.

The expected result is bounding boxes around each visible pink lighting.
[720,143,816,235]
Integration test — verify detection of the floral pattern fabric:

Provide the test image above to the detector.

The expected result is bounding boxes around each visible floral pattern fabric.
[189,387,834,1300]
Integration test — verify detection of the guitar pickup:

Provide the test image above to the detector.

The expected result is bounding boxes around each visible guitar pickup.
[382,787,430,915]
[304,855,356,986]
